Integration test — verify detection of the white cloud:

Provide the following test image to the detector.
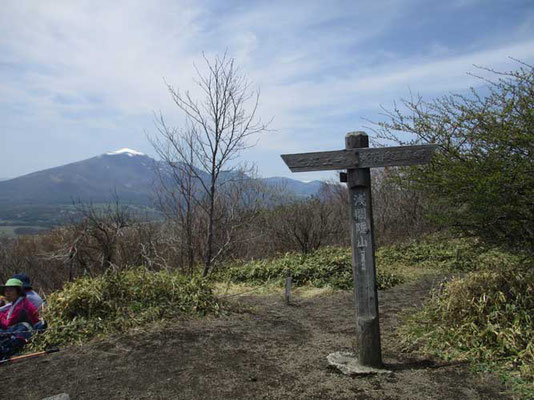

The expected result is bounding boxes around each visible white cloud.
[1,0,533,179]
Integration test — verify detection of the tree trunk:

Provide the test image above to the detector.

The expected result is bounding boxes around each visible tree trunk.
[203,179,216,277]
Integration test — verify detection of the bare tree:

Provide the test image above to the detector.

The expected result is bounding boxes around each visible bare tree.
[265,195,341,254]
[65,199,131,274]
[370,168,434,245]
[151,53,268,276]
[152,130,199,272]
[209,170,270,260]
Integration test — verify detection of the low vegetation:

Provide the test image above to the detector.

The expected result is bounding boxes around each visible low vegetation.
[219,234,493,291]
[33,235,473,348]
[34,268,220,348]
[21,232,531,400]
[378,234,482,273]
[400,251,533,398]
[219,246,403,290]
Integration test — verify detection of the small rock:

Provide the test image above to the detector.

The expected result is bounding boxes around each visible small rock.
[327,351,392,375]
[42,394,70,400]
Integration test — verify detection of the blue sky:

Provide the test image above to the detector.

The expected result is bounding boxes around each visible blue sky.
[1,0,533,181]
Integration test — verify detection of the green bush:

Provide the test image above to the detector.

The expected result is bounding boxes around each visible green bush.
[220,235,523,291]
[400,259,533,397]
[35,268,220,346]
[220,246,404,290]
[377,235,482,272]
[374,63,534,251]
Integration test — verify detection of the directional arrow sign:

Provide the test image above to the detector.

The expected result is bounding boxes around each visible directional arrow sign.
[281,144,438,172]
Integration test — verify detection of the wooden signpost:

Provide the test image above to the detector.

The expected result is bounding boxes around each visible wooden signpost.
[281,131,436,370]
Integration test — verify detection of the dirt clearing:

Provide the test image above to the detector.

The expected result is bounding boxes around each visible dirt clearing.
[3,276,510,399]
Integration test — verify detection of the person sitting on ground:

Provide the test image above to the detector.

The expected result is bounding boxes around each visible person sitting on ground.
[0,273,44,314]
[0,278,40,330]
[11,273,43,311]
[0,278,40,358]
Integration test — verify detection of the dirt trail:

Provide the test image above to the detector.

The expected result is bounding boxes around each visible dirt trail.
[3,276,510,400]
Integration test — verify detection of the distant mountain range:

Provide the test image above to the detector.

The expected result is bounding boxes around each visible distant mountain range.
[0,148,323,208]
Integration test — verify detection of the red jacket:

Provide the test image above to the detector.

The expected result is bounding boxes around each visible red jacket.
[0,296,39,329]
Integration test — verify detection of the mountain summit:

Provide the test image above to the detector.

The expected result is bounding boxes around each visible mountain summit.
[106,148,145,157]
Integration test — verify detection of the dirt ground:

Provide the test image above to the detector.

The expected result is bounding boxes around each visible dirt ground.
[3,276,511,400]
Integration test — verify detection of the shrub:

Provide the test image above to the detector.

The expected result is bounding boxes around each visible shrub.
[35,267,220,347]
[220,235,521,291]
[220,246,404,290]
[374,63,534,251]
[400,259,533,397]
[377,234,482,272]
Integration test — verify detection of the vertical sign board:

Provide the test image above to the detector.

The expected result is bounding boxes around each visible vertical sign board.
[281,132,436,369]
[345,133,381,367]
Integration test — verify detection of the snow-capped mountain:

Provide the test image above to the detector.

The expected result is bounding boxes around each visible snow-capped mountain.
[0,149,157,205]
[0,149,323,206]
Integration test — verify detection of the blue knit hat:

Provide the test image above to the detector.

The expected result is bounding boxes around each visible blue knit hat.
[11,273,31,289]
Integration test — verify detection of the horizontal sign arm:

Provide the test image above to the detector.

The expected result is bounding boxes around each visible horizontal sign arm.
[281,149,357,172]
[281,144,438,172]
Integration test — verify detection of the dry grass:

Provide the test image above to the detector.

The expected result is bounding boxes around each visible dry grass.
[213,281,336,299]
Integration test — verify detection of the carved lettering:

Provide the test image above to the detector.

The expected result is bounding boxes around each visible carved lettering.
[356,145,437,168]
[281,150,358,172]
[353,193,366,207]
[354,208,366,221]
[355,221,367,233]
[359,251,366,270]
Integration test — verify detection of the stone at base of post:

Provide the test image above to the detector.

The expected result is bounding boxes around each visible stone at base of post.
[327,351,391,375]
[42,394,70,400]
[357,316,382,368]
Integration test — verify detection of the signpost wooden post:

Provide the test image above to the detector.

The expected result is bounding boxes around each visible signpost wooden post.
[281,131,436,371]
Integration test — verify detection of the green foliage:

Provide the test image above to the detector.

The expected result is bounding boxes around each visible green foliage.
[34,268,220,347]
[374,62,534,251]
[220,246,405,290]
[220,235,500,290]
[400,257,533,397]
[378,234,482,272]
